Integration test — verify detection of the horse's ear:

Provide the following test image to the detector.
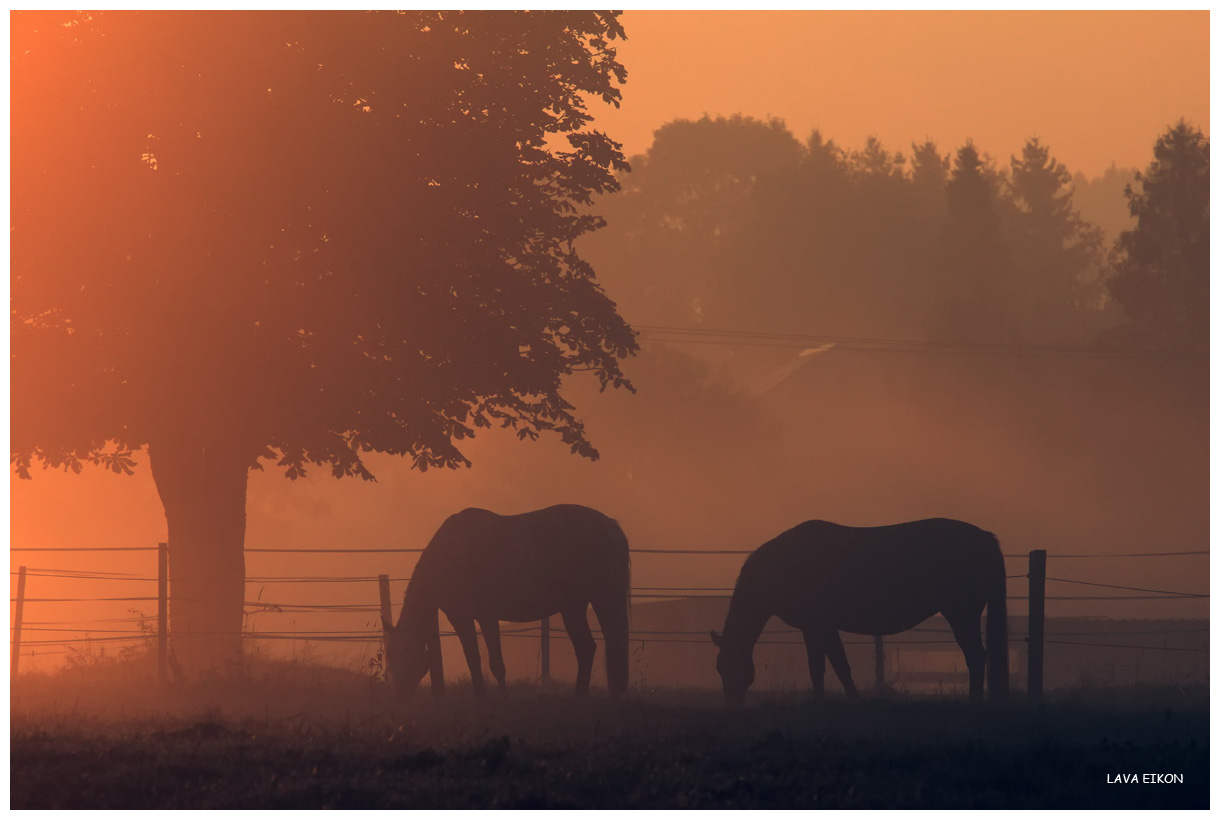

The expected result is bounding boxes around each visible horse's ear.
[710,630,723,648]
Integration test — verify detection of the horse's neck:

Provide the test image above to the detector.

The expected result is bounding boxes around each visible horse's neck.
[400,575,439,632]
[724,581,772,651]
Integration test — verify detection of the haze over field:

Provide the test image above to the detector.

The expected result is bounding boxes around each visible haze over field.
[11,10,1208,679]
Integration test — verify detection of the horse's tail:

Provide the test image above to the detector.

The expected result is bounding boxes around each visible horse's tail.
[596,518,631,699]
[986,533,1009,699]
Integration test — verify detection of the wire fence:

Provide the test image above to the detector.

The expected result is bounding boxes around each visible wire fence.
[9,545,1210,671]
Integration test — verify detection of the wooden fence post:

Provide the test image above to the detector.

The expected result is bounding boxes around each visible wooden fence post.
[11,565,26,679]
[378,574,393,681]
[1028,549,1047,700]
[874,634,885,691]
[158,542,168,685]
[540,615,550,683]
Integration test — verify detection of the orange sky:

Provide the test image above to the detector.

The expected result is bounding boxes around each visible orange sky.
[600,10,1209,177]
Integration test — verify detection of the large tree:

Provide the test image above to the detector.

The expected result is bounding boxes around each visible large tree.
[1103,121,1209,350]
[12,11,636,669]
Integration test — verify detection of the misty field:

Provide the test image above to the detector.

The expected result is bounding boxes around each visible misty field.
[10,661,1208,810]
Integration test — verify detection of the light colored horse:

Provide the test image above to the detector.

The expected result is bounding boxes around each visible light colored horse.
[384,504,631,698]
[712,518,1008,705]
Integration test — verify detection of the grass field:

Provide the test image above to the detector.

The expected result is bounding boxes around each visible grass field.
[10,659,1209,809]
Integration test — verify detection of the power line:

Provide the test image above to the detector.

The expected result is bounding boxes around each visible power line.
[1043,628,1209,636]
[245,548,423,554]
[1041,551,1208,558]
[10,572,158,582]
[631,549,753,555]
[1009,595,1207,601]
[10,596,157,603]
[8,572,412,584]
[18,635,147,646]
[1046,577,1208,597]
[629,594,730,599]
[10,547,1205,558]
[22,617,151,626]
[1044,638,1209,653]
[248,576,411,583]
[21,567,150,578]
[8,547,157,552]
[632,586,735,592]
[15,592,1204,607]
[21,627,155,634]
[636,323,1207,360]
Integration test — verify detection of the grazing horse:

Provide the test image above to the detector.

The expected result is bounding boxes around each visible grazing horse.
[711,518,1008,706]
[383,504,631,698]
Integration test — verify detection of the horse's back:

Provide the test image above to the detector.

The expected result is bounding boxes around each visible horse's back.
[771,518,997,563]
[745,518,1003,632]
[420,504,629,621]
[437,504,624,556]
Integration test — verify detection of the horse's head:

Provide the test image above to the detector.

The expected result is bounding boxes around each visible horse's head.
[710,629,754,707]
[382,615,429,695]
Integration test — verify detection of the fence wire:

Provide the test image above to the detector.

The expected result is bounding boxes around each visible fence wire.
[10,545,1209,660]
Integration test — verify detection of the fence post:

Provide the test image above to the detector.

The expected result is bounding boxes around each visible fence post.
[540,615,550,683]
[378,574,393,681]
[158,542,168,685]
[874,634,885,691]
[377,574,393,627]
[11,565,26,679]
[1027,548,1047,699]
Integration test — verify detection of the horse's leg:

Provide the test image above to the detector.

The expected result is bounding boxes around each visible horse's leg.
[451,616,486,697]
[801,628,828,700]
[591,593,630,699]
[561,606,598,697]
[943,607,987,702]
[478,616,508,695]
[824,629,859,699]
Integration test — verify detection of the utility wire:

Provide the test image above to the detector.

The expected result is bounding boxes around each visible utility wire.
[1043,638,1209,653]
[10,547,1205,557]
[636,323,1207,360]
[16,592,1202,606]
[1046,577,1208,597]
[9,547,157,552]
[1041,551,1208,558]
[245,548,423,554]
[10,596,157,603]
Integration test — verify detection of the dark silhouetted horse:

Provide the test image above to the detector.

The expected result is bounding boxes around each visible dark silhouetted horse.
[711,518,1007,706]
[384,504,631,698]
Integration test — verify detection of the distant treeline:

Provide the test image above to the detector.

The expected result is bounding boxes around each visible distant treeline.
[585,116,1208,351]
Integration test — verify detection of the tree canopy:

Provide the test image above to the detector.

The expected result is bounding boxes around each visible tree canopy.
[12,10,637,482]
[588,119,1124,350]
[1104,120,1209,350]
[1005,138,1106,342]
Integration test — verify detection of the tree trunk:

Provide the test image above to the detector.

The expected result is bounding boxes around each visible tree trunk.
[149,435,249,675]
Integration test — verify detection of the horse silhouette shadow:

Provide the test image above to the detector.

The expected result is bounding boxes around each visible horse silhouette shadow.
[383,504,631,699]
[712,518,1008,706]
